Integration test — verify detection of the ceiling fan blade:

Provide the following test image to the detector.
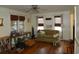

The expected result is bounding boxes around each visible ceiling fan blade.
[25,5,40,13]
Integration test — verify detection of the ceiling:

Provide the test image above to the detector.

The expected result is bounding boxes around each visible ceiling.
[0,5,74,13]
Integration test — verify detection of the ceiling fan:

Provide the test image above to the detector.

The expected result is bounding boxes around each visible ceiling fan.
[25,5,40,13]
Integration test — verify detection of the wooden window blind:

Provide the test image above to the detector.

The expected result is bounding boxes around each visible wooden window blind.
[55,24,61,26]
[38,24,44,26]
[19,16,25,21]
[11,15,18,21]
[46,18,51,20]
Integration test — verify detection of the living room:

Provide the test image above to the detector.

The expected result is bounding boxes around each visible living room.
[0,5,74,54]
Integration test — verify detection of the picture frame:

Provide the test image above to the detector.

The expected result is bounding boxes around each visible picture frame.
[0,18,3,26]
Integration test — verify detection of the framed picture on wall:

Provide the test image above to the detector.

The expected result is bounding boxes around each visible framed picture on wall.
[0,18,3,26]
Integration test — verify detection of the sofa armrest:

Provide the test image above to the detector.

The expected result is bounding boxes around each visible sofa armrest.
[53,34,59,38]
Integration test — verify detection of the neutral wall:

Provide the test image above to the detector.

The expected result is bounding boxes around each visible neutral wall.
[31,11,71,40]
[0,7,11,37]
[69,9,74,40]
[0,7,31,37]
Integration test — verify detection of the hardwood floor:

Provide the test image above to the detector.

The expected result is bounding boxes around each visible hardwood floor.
[20,40,74,54]
[0,39,74,54]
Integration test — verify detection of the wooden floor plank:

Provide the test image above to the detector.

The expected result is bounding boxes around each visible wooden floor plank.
[0,39,74,54]
[20,40,74,54]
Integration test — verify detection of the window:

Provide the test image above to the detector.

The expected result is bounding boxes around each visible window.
[54,16,62,32]
[18,21,24,32]
[11,21,18,31]
[11,20,24,32]
[11,15,25,32]
[37,17,44,30]
[54,26,62,32]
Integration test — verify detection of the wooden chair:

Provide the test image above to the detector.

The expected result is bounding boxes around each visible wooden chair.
[0,36,12,53]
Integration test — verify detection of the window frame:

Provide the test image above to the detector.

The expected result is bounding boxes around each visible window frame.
[37,17,44,31]
[11,15,25,32]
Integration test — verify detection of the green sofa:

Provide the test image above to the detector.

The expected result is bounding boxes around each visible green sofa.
[36,30,59,46]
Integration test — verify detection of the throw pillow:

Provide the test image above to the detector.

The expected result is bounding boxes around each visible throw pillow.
[53,33,59,38]
[40,31,45,35]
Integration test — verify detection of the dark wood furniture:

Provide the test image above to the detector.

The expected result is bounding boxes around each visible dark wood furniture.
[0,36,11,53]
[10,32,31,45]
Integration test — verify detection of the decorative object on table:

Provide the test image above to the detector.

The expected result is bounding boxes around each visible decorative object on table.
[27,33,30,38]
[0,18,3,26]
[10,31,18,48]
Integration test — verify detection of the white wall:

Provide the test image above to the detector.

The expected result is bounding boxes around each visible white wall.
[69,9,74,40]
[0,7,31,37]
[0,7,11,37]
[31,11,71,40]
[63,11,71,40]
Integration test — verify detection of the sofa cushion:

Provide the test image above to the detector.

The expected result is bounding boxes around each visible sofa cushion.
[40,31,45,35]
